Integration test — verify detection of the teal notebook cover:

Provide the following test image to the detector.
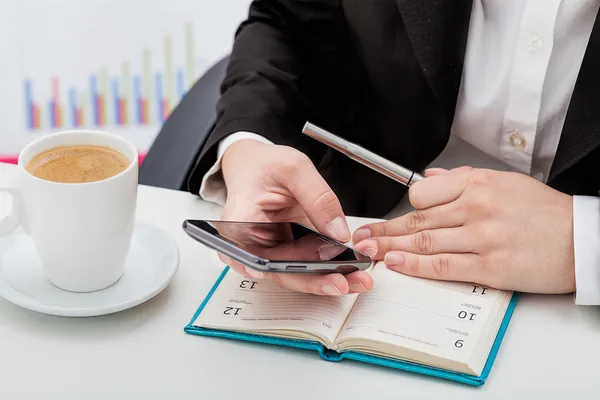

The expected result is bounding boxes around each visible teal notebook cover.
[184,267,518,386]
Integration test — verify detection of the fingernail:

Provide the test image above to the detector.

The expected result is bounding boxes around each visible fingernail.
[431,167,447,172]
[362,247,377,258]
[322,285,343,296]
[349,282,368,293]
[353,228,371,243]
[426,167,448,175]
[385,252,404,265]
[245,267,264,279]
[318,245,342,261]
[328,216,351,242]
[355,240,378,258]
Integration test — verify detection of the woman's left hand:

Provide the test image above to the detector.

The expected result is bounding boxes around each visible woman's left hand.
[353,167,575,294]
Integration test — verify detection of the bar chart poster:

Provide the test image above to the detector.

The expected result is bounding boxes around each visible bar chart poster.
[0,0,251,154]
[22,22,195,132]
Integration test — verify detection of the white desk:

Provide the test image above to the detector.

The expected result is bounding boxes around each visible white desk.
[0,162,598,399]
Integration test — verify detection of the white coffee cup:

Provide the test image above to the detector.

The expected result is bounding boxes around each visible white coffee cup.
[0,130,138,292]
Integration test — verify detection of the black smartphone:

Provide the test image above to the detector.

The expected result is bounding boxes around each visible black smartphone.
[182,219,372,274]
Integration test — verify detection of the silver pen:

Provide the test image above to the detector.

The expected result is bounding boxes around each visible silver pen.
[302,121,424,187]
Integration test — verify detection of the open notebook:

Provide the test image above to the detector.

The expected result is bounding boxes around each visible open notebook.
[185,259,517,385]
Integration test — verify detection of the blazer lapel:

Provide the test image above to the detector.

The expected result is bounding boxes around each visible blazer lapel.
[549,10,600,182]
[395,0,472,122]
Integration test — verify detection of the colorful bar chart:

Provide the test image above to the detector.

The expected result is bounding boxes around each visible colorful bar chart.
[24,22,195,131]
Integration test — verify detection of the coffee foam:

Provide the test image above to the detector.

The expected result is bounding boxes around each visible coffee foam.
[26,145,130,183]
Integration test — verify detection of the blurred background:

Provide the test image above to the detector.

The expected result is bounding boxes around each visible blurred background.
[0,0,252,162]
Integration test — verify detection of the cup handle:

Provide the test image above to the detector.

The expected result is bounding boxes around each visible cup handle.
[0,187,21,236]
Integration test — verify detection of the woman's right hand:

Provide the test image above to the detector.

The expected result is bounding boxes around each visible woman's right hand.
[217,139,374,296]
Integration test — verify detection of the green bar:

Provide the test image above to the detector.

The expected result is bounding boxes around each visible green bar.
[185,22,194,87]
[164,35,173,109]
[143,48,151,123]
[122,61,130,124]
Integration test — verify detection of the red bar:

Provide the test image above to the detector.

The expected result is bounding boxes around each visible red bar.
[162,99,168,121]
[141,98,148,124]
[98,95,104,125]
[33,105,39,128]
[76,108,82,126]
[120,99,127,124]
[117,98,124,125]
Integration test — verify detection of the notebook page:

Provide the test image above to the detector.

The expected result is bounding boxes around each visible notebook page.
[192,268,358,346]
[336,264,510,365]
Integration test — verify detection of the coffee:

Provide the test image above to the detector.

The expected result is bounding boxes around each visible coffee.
[26,145,130,183]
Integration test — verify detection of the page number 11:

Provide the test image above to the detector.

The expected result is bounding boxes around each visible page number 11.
[472,285,487,295]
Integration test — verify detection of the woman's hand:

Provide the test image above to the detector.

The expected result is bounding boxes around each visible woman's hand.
[218,139,374,295]
[354,168,575,294]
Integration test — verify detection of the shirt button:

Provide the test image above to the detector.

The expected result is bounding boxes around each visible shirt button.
[509,132,526,150]
[527,34,542,53]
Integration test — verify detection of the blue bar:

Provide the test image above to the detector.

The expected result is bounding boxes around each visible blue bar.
[133,75,141,124]
[112,78,119,125]
[48,101,55,128]
[155,72,163,122]
[177,69,184,100]
[69,88,77,127]
[89,75,98,126]
[24,80,33,129]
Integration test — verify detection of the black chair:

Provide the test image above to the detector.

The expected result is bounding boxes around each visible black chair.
[138,56,229,191]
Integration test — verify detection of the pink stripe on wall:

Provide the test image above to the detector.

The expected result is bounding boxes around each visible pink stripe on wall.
[0,153,147,165]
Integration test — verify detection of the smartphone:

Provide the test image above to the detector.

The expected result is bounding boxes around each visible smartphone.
[182,219,372,274]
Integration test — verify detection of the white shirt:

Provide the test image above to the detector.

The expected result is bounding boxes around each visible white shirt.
[198,0,600,305]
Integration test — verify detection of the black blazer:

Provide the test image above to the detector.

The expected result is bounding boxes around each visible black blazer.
[188,0,600,218]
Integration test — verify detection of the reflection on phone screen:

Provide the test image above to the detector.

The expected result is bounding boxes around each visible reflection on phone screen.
[205,221,369,263]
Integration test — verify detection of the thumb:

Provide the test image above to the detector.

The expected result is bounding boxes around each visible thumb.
[283,156,350,242]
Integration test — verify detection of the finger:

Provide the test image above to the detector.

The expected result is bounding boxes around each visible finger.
[383,251,481,283]
[214,220,273,247]
[345,271,374,293]
[353,202,465,243]
[247,223,294,246]
[220,198,267,223]
[260,269,374,295]
[257,234,347,261]
[218,254,255,278]
[219,252,373,295]
[409,171,471,210]
[424,168,448,176]
[425,166,473,176]
[451,166,473,173]
[284,157,351,242]
[265,271,350,296]
[354,227,475,259]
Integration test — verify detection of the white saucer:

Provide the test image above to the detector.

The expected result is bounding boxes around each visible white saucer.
[0,221,179,317]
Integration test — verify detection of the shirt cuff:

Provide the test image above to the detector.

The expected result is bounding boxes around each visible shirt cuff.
[198,131,274,206]
[573,195,600,305]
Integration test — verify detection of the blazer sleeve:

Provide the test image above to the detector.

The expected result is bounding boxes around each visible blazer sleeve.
[187,0,358,194]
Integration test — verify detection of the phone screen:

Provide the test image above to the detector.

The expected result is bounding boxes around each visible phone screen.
[190,220,370,263]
